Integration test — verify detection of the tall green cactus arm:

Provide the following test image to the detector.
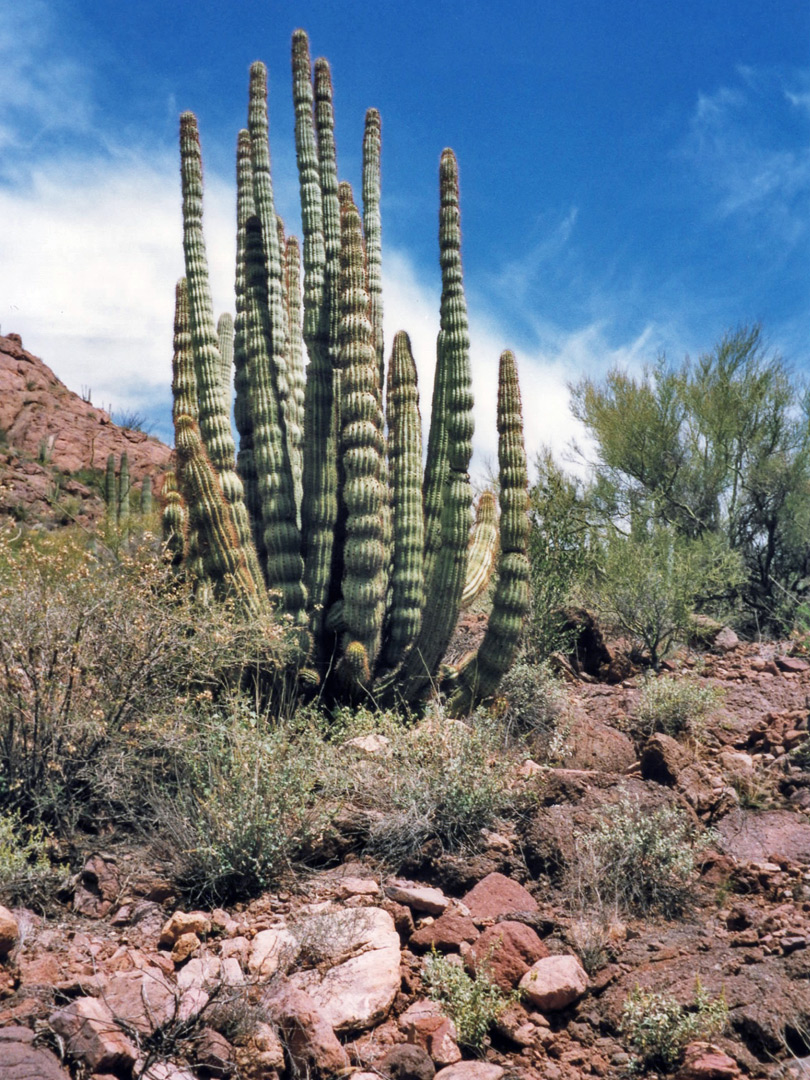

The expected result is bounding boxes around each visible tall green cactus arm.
[295,33,338,646]
[233,128,260,531]
[314,57,341,352]
[161,470,186,561]
[174,414,264,617]
[448,350,530,714]
[362,108,384,399]
[172,278,198,423]
[337,183,388,674]
[285,234,306,478]
[380,330,424,669]
[179,112,235,473]
[461,490,498,608]
[217,312,234,402]
[243,213,306,620]
[180,112,260,588]
[403,149,474,691]
[105,453,118,523]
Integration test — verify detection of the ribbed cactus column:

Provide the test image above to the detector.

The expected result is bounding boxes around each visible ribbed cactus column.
[161,471,186,561]
[180,112,260,591]
[362,108,384,398]
[461,490,498,607]
[294,31,338,649]
[337,184,387,677]
[448,350,530,713]
[175,414,264,617]
[402,149,474,691]
[381,331,424,669]
[243,214,307,621]
[217,313,234,403]
[314,57,341,350]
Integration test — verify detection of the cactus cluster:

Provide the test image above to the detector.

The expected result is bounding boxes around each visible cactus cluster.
[167,30,530,710]
[104,453,153,523]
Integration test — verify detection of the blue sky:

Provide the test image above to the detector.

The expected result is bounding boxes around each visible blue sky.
[1,0,808,470]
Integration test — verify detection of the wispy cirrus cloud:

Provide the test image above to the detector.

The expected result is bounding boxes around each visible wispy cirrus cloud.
[682,65,810,242]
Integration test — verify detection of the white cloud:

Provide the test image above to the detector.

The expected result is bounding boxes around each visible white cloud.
[683,65,810,238]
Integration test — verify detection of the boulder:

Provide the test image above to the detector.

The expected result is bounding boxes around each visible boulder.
[519,954,589,1011]
[50,996,138,1073]
[72,853,120,918]
[102,966,178,1036]
[399,999,462,1066]
[0,905,18,959]
[385,880,450,916]
[159,910,212,947]
[291,908,401,1033]
[380,1043,436,1080]
[248,926,299,978]
[410,909,479,953]
[461,873,538,923]
[469,920,549,990]
[0,1026,70,1080]
[266,983,351,1076]
[434,1065,504,1080]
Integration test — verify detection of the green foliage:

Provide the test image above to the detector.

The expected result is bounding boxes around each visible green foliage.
[488,659,571,760]
[631,675,722,742]
[570,325,810,635]
[525,447,595,660]
[568,796,704,917]
[0,810,60,908]
[423,949,516,1050]
[621,980,728,1071]
[343,707,514,867]
[152,704,330,904]
[585,525,744,669]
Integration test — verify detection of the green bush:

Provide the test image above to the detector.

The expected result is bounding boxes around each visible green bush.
[568,795,704,917]
[359,709,514,867]
[487,659,571,761]
[630,676,721,742]
[423,949,516,1050]
[150,703,332,905]
[621,980,728,1071]
[0,810,61,909]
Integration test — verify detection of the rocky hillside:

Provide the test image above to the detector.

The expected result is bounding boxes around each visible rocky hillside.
[0,333,172,529]
[3,638,810,1080]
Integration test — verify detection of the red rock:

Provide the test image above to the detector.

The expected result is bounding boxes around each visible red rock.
[675,1042,740,1080]
[410,909,480,953]
[470,920,549,990]
[461,873,538,923]
[0,905,18,959]
[380,1043,436,1080]
[519,954,589,1011]
[160,910,212,946]
[49,996,137,1073]
[102,966,177,1035]
[0,1026,70,1080]
[777,656,809,674]
[434,1065,504,1080]
[266,983,351,1076]
[73,853,120,918]
[385,880,450,915]
[399,1000,462,1066]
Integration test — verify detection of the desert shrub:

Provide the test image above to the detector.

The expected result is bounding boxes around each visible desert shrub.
[0,528,298,835]
[586,527,744,670]
[621,980,728,1071]
[150,702,341,905]
[567,795,704,917]
[423,949,516,1050]
[630,676,721,742]
[0,810,62,909]
[358,709,514,867]
[487,658,571,760]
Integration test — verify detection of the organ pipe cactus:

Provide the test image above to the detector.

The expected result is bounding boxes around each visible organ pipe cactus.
[171,29,530,709]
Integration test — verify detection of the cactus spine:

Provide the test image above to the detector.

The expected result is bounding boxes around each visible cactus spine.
[171,30,529,709]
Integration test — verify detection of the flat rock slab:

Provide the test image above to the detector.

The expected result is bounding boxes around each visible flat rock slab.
[717,809,810,864]
[0,1027,71,1080]
[434,1064,504,1080]
[385,880,449,915]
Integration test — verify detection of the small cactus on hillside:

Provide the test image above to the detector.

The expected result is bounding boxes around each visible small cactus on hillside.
[169,29,530,709]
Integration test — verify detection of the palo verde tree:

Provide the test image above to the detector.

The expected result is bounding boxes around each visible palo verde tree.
[167,30,530,709]
[570,325,810,633]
